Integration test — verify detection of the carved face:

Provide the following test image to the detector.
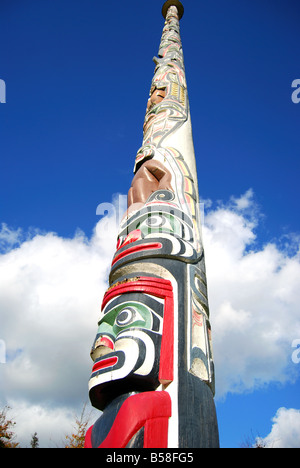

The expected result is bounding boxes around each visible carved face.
[91,292,163,365]
[146,87,166,112]
[89,280,169,410]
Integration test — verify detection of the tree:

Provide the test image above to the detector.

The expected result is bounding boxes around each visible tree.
[64,404,91,448]
[240,431,266,448]
[30,432,39,448]
[0,406,19,448]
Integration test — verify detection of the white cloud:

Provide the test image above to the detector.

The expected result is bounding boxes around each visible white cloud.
[0,223,23,253]
[0,190,299,446]
[230,188,255,211]
[7,401,77,448]
[256,408,300,448]
[203,192,300,398]
[0,215,118,447]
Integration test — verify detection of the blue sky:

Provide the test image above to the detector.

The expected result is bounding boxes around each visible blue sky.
[0,0,299,448]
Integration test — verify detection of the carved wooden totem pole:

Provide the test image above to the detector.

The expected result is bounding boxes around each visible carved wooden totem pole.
[85,0,219,448]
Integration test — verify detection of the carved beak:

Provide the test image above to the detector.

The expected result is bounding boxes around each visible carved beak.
[90,335,114,361]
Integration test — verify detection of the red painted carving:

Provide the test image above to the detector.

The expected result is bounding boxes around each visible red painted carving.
[84,391,172,448]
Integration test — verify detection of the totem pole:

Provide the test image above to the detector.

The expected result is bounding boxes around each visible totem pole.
[85,0,219,448]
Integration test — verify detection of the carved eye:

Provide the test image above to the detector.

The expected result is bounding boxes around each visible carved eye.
[115,307,143,328]
[141,214,173,232]
[145,215,166,228]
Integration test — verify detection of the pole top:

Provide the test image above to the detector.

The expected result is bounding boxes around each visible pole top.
[162,0,184,20]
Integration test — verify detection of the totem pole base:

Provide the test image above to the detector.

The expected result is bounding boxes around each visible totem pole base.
[84,391,171,448]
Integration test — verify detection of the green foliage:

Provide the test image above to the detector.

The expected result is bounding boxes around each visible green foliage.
[30,432,39,448]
